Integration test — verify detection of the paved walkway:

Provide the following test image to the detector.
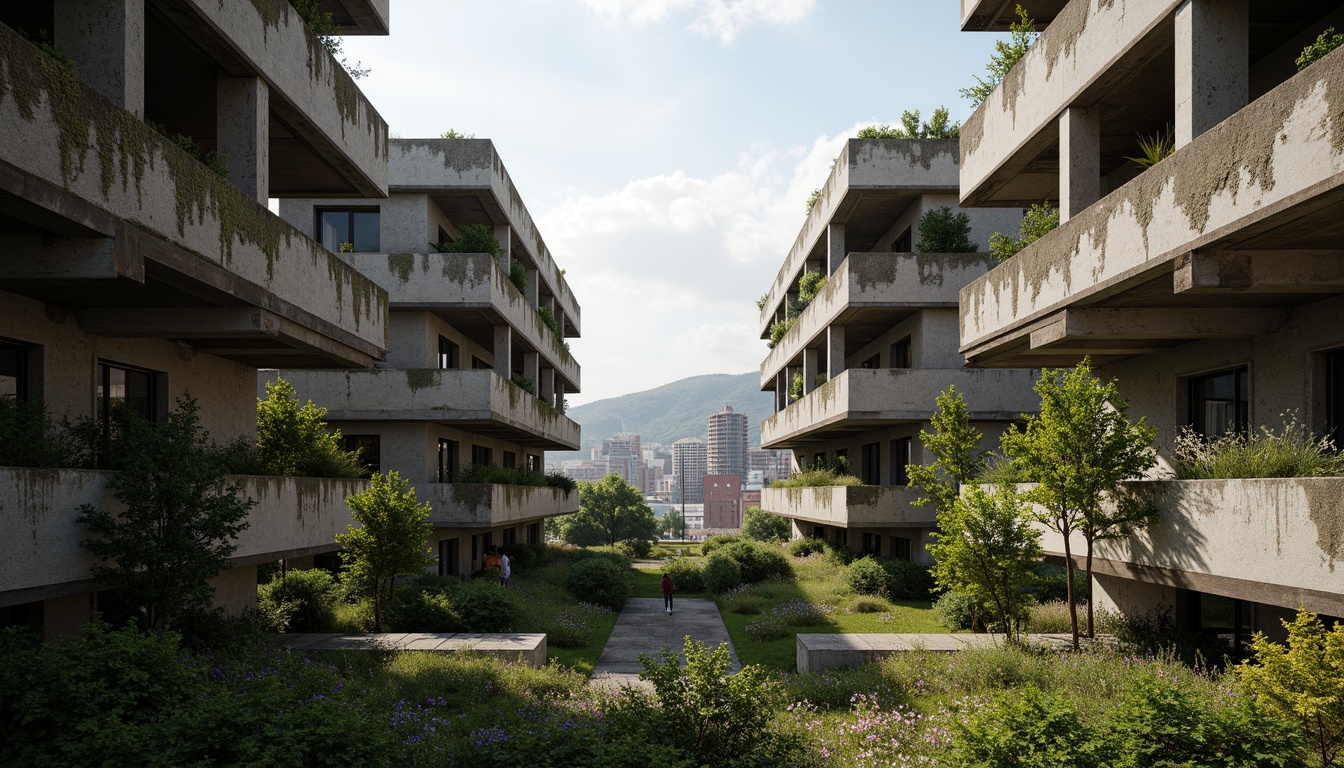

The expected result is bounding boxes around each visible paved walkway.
[591,598,740,688]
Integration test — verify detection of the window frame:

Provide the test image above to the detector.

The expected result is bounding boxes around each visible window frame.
[314,206,381,253]
[1187,367,1249,437]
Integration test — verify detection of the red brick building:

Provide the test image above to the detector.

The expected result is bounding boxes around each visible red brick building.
[703,474,743,530]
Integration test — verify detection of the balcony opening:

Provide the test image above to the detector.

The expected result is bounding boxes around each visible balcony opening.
[438,438,459,483]
[889,437,912,486]
[890,536,912,561]
[437,537,460,578]
[891,227,912,253]
[438,336,459,369]
[316,208,380,253]
[343,434,380,477]
[860,442,881,485]
[526,454,541,473]
[1187,367,1249,437]
[861,532,881,556]
[890,337,911,368]
[527,522,542,547]
[0,337,32,401]
[471,444,493,466]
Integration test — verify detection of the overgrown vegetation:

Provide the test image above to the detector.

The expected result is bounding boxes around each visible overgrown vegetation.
[289,0,369,78]
[452,463,577,490]
[1172,415,1344,479]
[989,201,1059,262]
[797,270,827,304]
[429,223,503,258]
[858,107,960,139]
[439,128,475,139]
[916,206,977,253]
[1298,27,1344,71]
[961,4,1037,107]
[767,317,796,349]
[510,373,535,395]
[0,397,74,467]
[805,188,822,215]
[1125,124,1175,169]
[740,506,791,543]
[771,465,864,488]
[553,474,658,548]
[146,120,228,178]
[256,378,365,478]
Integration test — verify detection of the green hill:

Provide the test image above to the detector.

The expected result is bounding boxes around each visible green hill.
[552,372,772,460]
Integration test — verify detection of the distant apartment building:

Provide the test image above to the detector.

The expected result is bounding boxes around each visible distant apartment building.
[602,433,643,488]
[671,437,707,504]
[273,137,582,577]
[0,1,393,636]
[703,474,744,530]
[749,448,792,484]
[707,405,749,477]
[755,136,1039,560]
[554,459,608,485]
[957,0,1344,638]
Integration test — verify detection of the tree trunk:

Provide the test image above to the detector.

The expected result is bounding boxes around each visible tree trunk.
[1062,522,1079,650]
[1085,541,1095,639]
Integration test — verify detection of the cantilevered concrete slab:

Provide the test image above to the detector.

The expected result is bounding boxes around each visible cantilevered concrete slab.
[414,483,578,529]
[759,486,934,529]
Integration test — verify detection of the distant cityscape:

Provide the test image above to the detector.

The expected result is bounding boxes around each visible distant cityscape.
[546,405,792,536]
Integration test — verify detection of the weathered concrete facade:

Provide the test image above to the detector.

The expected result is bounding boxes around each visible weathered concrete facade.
[0,2,394,636]
[957,0,1344,631]
[755,137,1035,558]
[275,139,582,576]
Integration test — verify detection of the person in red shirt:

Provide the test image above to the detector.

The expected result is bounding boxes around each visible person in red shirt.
[661,573,674,615]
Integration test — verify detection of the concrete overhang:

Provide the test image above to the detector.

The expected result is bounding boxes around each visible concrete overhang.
[961,0,1067,31]
[344,252,579,392]
[959,47,1344,368]
[760,485,935,529]
[760,368,1040,449]
[388,139,581,338]
[317,0,390,35]
[760,252,996,387]
[758,139,961,336]
[416,483,578,529]
[0,34,389,368]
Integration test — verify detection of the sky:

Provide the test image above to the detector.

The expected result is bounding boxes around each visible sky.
[339,1,1009,406]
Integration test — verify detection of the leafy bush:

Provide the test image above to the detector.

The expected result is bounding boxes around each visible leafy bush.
[915,206,976,253]
[1033,564,1090,604]
[431,223,502,258]
[741,506,791,543]
[662,556,705,593]
[767,317,796,349]
[387,584,461,633]
[787,537,827,557]
[883,559,936,601]
[700,533,744,556]
[454,463,547,486]
[944,686,1099,768]
[719,541,793,583]
[509,374,535,395]
[256,378,365,478]
[257,569,340,632]
[545,473,577,492]
[1172,417,1344,478]
[1298,27,1344,71]
[934,591,982,631]
[575,545,631,571]
[961,4,1036,108]
[989,201,1059,262]
[0,397,75,467]
[845,556,889,596]
[1125,125,1174,169]
[771,467,864,487]
[563,557,630,611]
[858,107,959,139]
[454,578,520,632]
[771,598,830,627]
[703,553,743,594]
[797,270,827,305]
[1106,607,1230,668]
[805,188,821,215]
[722,584,766,614]
[618,538,652,558]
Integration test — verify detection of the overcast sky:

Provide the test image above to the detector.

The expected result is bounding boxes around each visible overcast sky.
[341,1,1008,405]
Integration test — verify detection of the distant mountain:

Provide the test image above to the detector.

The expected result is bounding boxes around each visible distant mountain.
[551,372,773,460]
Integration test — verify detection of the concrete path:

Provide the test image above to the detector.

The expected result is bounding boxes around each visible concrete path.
[270,632,547,667]
[590,598,741,688]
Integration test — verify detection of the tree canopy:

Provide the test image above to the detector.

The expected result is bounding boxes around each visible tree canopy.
[559,474,659,547]
[337,471,434,631]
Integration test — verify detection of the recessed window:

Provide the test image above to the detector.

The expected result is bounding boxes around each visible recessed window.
[890,536,912,561]
[0,339,28,400]
[890,437,912,486]
[97,362,157,422]
[860,442,881,485]
[438,538,460,577]
[438,438,459,483]
[343,435,381,477]
[317,208,380,252]
[438,336,459,370]
[892,227,912,253]
[503,450,517,469]
[472,444,493,466]
[472,356,491,370]
[526,454,540,473]
[890,337,912,368]
[1188,368,1248,437]
[862,532,880,555]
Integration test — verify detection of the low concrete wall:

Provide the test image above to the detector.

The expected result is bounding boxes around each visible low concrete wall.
[761,485,933,528]
[0,468,366,606]
[415,483,577,528]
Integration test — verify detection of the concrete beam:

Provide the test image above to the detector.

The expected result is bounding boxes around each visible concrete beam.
[492,325,511,379]
[1174,250,1344,294]
[74,307,281,337]
[1029,307,1288,349]
[55,0,145,117]
[826,224,845,275]
[216,75,269,204]
[1175,0,1248,148]
[0,235,142,283]
[1058,106,1100,223]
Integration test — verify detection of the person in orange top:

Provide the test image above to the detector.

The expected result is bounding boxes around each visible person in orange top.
[661,573,674,615]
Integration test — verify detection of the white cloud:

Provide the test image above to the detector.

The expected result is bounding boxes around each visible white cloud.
[579,0,816,43]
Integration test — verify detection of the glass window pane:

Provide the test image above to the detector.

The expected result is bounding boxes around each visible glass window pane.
[320,211,350,251]
[122,369,152,420]
[352,211,380,252]
[0,341,22,399]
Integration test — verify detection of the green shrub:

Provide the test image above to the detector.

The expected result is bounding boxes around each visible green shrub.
[805,188,821,215]
[619,538,652,558]
[453,463,550,486]
[771,467,864,487]
[845,556,888,596]
[257,568,340,632]
[386,584,461,633]
[700,533,744,556]
[945,686,1099,768]
[1172,417,1344,478]
[767,317,796,349]
[722,585,766,614]
[1033,564,1090,603]
[545,473,577,492]
[915,206,976,253]
[883,559,935,601]
[797,270,827,305]
[858,107,959,140]
[433,223,502,257]
[719,541,792,583]
[741,507,791,543]
[850,596,888,613]
[563,557,630,611]
[575,545,631,571]
[961,4,1036,108]
[744,615,788,641]
[822,539,856,566]
[1298,27,1344,71]
[255,378,365,478]
[662,556,705,593]
[703,553,743,594]
[934,591,982,631]
[787,537,827,557]
[989,201,1058,262]
[455,578,520,632]
[0,397,74,467]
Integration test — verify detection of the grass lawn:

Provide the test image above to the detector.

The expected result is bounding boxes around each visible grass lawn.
[648,542,703,558]
[512,552,619,674]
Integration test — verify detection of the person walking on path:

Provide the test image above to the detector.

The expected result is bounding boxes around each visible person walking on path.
[661,573,674,615]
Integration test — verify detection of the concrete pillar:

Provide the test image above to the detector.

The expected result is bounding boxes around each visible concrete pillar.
[522,351,539,391]
[216,75,269,204]
[802,348,819,395]
[1058,106,1100,222]
[555,380,566,413]
[1175,0,1248,148]
[826,223,845,274]
[492,224,512,273]
[492,325,511,379]
[55,0,145,116]
[826,325,845,379]
[525,268,539,308]
[539,367,555,402]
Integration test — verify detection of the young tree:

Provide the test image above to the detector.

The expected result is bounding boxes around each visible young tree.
[961,4,1037,107]
[1239,609,1344,767]
[256,378,364,478]
[927,484,1042,642]
[559,474,659,547]
[78,396,254,631]
[336,471,434,630]
[740,506,791,543]
[660,509,688,540]
[1000,360,1157,646]
[916,206,977,254]
[908,385,989,516]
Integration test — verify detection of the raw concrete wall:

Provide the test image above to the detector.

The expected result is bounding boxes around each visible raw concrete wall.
[760,485,933,527]
[415,483,578,528]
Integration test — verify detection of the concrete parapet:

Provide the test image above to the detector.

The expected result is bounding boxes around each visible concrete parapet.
[796,633,1073,673]
[760,485,933,529]
[415,483,577,529]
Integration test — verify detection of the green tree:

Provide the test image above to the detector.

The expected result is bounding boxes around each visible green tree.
[857,107,960,139]
[1239,609,1344,767]
[927,484,1042,642]
[908,385,989,516]
[1298,27,1344,71]
[336,471,434,631]
[989,201,1059,262]
[1000,360,1157,646]
[961,4,1037,107]
[741,506,791,543]
[660,509,688,539]
[256,378,364,478]
[558,474,659,547]
[78,396,254,631]
[916,206,977,253]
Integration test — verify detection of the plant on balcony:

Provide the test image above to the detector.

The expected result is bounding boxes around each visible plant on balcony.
[338,241,354,253]
[767,317,796,350]
[510,373,536,395]
[146,120,227,178]
[255,378,365,478]
[16,27,74,70]
[1298,27,1344,71]
[77,396,255,632]
[771,466,863,488]
[857,107,960,139]
[1000,359,1158,647]
[988,201,1058,262]
[787,370,804,401]
[755,293,770,311]
[1124,125,1175,170]
[798,271,827,305]
[805,188,822,215]
[961,4,1037,108]
[915,206,977,253]
[0,397,76,467]
[337,471,435,631]
[538,305,563,337]
[553,474,658,547]
[289,0,369,79]
[439,129,476,139]
[507,259,528,294]
[1172,415,1344,479]
[452,463,566,489]
[429,223,503,258]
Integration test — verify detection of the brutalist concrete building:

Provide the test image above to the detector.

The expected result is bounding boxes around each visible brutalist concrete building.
[0,0,392,636]
[274,138,582,577]
[957,0,1344,639]
[755,137,1038,560]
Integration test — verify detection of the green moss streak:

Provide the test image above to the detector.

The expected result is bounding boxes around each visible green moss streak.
[405,369,436,393]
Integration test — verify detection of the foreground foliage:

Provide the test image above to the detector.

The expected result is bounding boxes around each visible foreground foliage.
[1239,609,1344,767]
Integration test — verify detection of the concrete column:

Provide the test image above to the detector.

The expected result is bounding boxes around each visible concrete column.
[492,224,512,272]
[492,325,511,379]
[826,223,845,274]
[826,325,845,379]
[216,75,269,204]
[525,268,539,308]
[55,0,145,116]
[1175,0,1248,148]
[539,367,555,402]
[555,380,566,413]
[802,348,819,395]
[522,351,539,391]
[1058,106,1100,222]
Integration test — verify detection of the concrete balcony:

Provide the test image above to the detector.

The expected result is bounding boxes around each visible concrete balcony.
[961,0,1068,31]
[388,139,581,337]
[278,368,581,450]
[760,485,934,528]
[1036,478,1344,617]
[960,48,1344,368]
[414,483,577,529]
[0,25,389,368]
[0,468,366,607]
[762,368,1040,448]
[321,0,391,35]
[761,252,997,384]
[344,252,579,390]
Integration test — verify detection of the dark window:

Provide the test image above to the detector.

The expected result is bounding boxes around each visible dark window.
[526,454,540,473]
[861,532,880,555]
[317,208,380,252]
[472,444,493,466]
[812,451,826,468]
[97,362,156,422]
[503,528,517,546]
[892,227,912,253]
[527,522,542,547]
[812,525,827,540]
[472,356,491,370]
[890,337,912,368]
[437,226,451,247]
[860,442,881,485]
[1188,368,1249,437]
[343,435,381,477]
[438,538,460,577]
[890,438,912,486]
[0,339,28,400]
[890,537,912,561]
[860,354,880,370]
[834,528,848,548]
[438,336,459,369]
[438,438,459,483]
[1327,351,1344,448]
[503,450,517,469]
